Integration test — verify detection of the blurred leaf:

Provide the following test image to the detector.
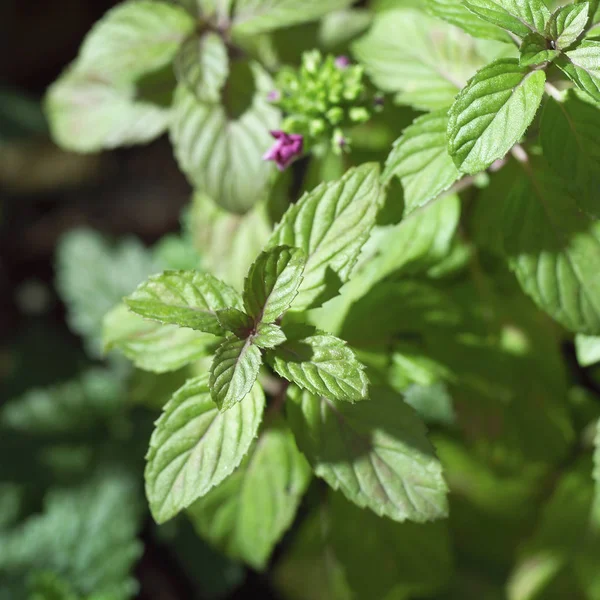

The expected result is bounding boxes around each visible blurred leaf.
[575,334,600,367]
[318,9,372,49]
[56,228,158,356]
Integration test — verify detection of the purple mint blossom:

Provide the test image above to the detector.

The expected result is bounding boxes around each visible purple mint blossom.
[334,55,351,69]
[267,90,281,102]
[263,130,303,171]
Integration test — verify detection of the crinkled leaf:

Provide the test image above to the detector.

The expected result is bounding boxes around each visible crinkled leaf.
[286,386,448,522]
[447,58,545,174]
[353,9,489,111]
[268,331,369,402]
[540,92,600,218]
[103,303,215,373]
[189,193,273,290]
[503,163,600,335]
[145,374,265,523]
[575,334,600,367]
[519,32,559,66]
[426,0,512,42]
[77,0,194,82]
[231,0,354,36]
[210,337,263,410]
[170,63,280,213]
[560,41,600,103]
[187,420,311,570]
[547,2,588,50]
[383,110,460,215]
[462,0,550,37]
[125,270,242,335]
[253,323,287,349]
[56,228,157,356]
[267,163,382,311]
[175,31,229,103]
[216,308,254,338]
[244,246,306,324]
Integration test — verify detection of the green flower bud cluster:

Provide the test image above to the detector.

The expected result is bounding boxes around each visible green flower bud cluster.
[270,50,379,155]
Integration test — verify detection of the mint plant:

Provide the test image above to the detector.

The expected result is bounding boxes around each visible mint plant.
[24,0,600,596]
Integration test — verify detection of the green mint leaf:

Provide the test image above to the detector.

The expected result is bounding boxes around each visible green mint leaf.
[244,246,306,325]
[426,0,512,42]
[462,0,550,38]
[170,62,280,213]
[210,336,263,410]
[231,0,354,36]
[175,31,229,104]
[329,493,453,600]
[559,41,600,103]
[253,323,287,349]
[125,270,242,336]
[103,303,215,373]
[447,58,545,174]
[353,9,489,111]
[503,163,600,335]
[189,193,272,291]
[216,308,254,338]
[583,0,600,30]
[268,330,369,402]
[187,420,311,570]
[56,228,157,356]
[547,2,589,50]
[519,32,560,66]
[267,163,382,311]
[540,91,600,218]
[145,374,265,523]
[76,0,194,82]
[383,110,460,216]
[286,386,448,522]
[576,334,600,367]
[319,8,372,49]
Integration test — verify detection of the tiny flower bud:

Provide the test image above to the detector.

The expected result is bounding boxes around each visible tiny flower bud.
[335,55,351,69]
[263,130,304,171]
[267,90,281,102]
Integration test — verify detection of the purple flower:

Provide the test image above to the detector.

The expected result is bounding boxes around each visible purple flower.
[334,55,351,69]
[267,90,281,102]
[263,131,304,171]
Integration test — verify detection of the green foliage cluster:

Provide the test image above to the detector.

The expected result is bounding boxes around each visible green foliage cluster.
[6,0,600,597]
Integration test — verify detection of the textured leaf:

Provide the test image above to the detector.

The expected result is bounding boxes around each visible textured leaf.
[286,386,448,522]
[103,303,215,373]
[210,337,263,410]
[447,58,545,174]
[353,9,489,111]
[519,32,559,66]
[76,0,194,82]
[503,163,600,335]
[547,2,588,49]
[329,493,453,600]
[56,228,157,356]
[560,41,600,102]
[267,163,382,311]
[383,110,460,215]
[216,308,254,338]
[145,374,265,523]
[174,31,229,103]
[1,369,122,435]
[45,65,171,153]
[462,0,550,37]
[189,193,272,290]
[540,92,600,217]
[253,323,287,349]
[231,0,354,36]
[244,246,306,324]
[187,420,311,570]
[575,334,600,367]
[126,270,242,335]
[426,0,512,41]
[170,63,280,213]
[268,331,369,402]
